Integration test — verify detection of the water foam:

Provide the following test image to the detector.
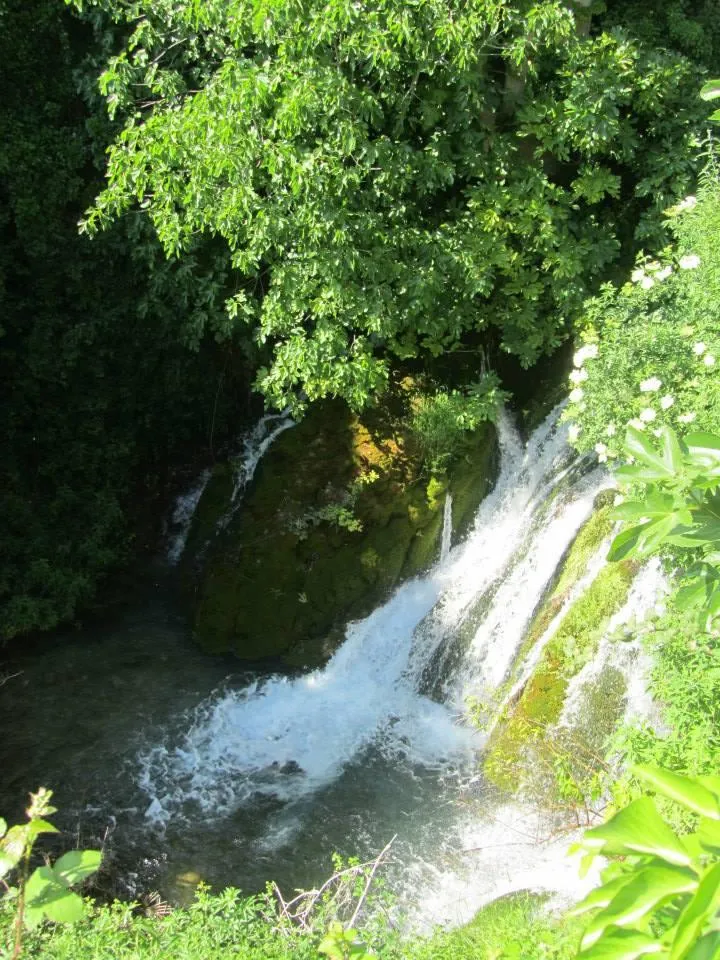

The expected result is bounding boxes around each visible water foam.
[140,406,607,827]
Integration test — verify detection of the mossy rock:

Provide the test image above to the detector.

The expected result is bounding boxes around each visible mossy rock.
[190,397,498,665]
[484,531,638,794]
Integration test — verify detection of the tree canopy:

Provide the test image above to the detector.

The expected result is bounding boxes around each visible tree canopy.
[71,0,705,412]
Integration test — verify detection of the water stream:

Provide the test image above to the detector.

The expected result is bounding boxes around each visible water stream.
[0,406,665,926]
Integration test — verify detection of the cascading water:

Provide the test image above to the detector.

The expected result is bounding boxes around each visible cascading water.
[3,403,667,920]
[165,410,294,563]
[440,492,453,563]
[134,405,633,917]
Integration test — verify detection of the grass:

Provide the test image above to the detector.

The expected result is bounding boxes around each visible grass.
[1,888,583,960]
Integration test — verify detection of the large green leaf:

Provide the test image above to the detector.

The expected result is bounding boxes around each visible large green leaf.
[579,927,666,959]
[669,862,720,960]
[0,818,6,839]
[625,427,675,478]
[660,428,686,475]
[634,767,720,820]
[24,866,87,928]
[580,865,698,948]
[582,798,692,866]
[696,817,720,854]
[608,524,650,561]
[613,494,676,521]
[569,876,635,918]
[53,849,101,887]
[684,933,720,960]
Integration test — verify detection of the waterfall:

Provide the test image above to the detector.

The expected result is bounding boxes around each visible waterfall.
[140,405,608,825]
[166,469,211,565]
[440,493,453,563]
[165,410,294,563]
[138,402,666,923]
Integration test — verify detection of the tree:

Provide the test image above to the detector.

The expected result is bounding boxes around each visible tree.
[69,0,705,413]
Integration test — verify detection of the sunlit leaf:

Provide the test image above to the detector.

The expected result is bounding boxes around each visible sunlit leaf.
[634,766,720,820]
[580,865,697,948]
[582,798,692,866]
[669,862,720,959]
[579,926,666,958]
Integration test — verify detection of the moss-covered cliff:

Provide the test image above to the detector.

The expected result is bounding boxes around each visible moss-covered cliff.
[183,394,498,665]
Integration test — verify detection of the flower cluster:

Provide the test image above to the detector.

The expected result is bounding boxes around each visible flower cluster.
[693,341,716,367]
[631,260,673,290]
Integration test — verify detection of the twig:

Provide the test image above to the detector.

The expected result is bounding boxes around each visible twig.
[347,835,396,930]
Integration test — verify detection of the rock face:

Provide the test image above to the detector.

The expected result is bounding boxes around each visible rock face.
[182,396,497,666]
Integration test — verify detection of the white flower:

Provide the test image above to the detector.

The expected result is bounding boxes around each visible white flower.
[704,354,716,367]
[640,377,662,392]
[640,275,655,290]
[631,268,645,283]
[646,261,661,273]
[693,341,707,356]
[628,418,646,431]
[573,344,599,367]
[639,408,657,423]
[677,195,697,212]
[569,368,588,384]
[679,254,701,270]
[660,395,674,410]
[656,265,673,282]
[678,412,696,424]
[606,423,617,437]
[594,442,608,463]
[568,424,581,443]
[653,428,663,438]
[569,388,584,403]
[613,494,624,506]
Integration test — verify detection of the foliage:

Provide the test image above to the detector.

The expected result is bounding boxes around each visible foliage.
[570,765,720,959]
[611,595,720,827]
[700,81,720,123]
[565,163,720,459]
[1,789,101,959]
[65,0,708,412]
[410,374,508,474]
[606,425,720,630]
[0,0,249,642]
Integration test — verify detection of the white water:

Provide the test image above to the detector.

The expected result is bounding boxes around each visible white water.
[228,411,294,506]
[558,558,669,731]
[166,470,211,564]
[141,407,608,831]
[165,411,294,563]
[441,493,453,562]
[137,403,675,925]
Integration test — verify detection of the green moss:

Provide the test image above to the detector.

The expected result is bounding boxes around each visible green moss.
[497,500,615,701]
[178,464,234,580]
[406,891,583,960]
[447,422,499,542]
[485,556,636,793]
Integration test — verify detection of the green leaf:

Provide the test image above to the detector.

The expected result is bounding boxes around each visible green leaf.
[625,427,675,478]
[579,927,666,959]
[608,523,650,561]
[613,494,676,521]
[685,434,720,470]
[0,818,6,839]
[698,775,720,799]
[634,766,720,820]
[697,818,720,854]
[669,862,720,959]
[699,80,720,102]
[660,428,686,475]
[569,875,635,918]
[581,866,697,948]
[0,825,28,879]
[684,933,720,960]
[582,798,692,866]
[53,850,101,887]
[27,819,59,839]
[24,867,87,928]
